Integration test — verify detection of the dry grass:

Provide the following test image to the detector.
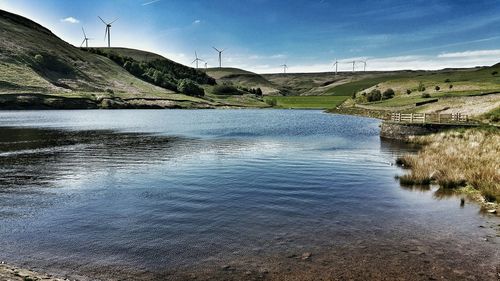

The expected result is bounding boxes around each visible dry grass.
[396,128,500,203]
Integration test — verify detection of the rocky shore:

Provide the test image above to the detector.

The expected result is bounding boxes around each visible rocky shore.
[0,263,65,281]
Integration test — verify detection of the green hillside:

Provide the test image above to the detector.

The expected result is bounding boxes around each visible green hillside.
[331,64,500,122]
[0,10,170,99]
[204,67,281,95]
[0,9,264,109]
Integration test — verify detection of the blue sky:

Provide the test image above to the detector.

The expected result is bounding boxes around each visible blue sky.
[1,0,499,73]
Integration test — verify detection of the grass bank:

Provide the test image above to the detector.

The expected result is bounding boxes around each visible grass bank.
[395,128,500,211]
[264,95,347,109]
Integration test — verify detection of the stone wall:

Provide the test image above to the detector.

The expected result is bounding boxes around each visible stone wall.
[380,121,478,141]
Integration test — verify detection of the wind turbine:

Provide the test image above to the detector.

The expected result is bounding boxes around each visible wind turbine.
[205,62,208,69]
[212,47,225,68]
[359,60,367,72]
[98,16,118,48]
[351,61,356,73]
[332,59,338,76]
[80,27,91,48]
[280,63,288,74]
[192,51,204,69]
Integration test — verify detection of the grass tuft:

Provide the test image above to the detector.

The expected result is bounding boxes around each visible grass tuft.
[397,128,500,202]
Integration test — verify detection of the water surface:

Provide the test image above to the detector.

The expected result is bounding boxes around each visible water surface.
[0,110,498,280]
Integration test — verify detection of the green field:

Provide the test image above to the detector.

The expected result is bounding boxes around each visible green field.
[326,75,413,96]
[265,95,347,109]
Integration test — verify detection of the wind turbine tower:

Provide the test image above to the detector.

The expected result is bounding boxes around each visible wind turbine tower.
[280,64,288,74]
[192,51,204,69]
[352,61,356,73]
[80,27,91,48]
[98,16,118,48]
[212,47,225,68]
[332,59,338,76]
[360,60,367,72]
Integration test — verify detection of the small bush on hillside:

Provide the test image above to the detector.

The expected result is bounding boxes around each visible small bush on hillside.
[382,88,395,100]
[406,89,412,95]
[351,91,357,99]
[435,85,440,91]
[105,88,114,94]
[255,88,263,97]
[177,79,204,97]
[449,84,453,89]
[266,98,277,107]
[444,78,451,83]
[417,82,426,92]
[34,54,44,63]
[366,89,382,102]
[212,83,241,95]
[32,53,73,74]
[421,93,431,98]
[492,71,498,76]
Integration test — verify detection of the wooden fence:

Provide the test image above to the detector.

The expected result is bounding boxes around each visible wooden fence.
[389,113,469,124]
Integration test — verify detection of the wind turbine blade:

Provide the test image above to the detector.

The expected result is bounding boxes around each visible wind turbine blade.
[195,51,198,59]
[98,16,107,25]
[82,27,87,38]
[104,27,108,40]
[110,18,119,24]
[212,47,220,52]
[81,39,86,47]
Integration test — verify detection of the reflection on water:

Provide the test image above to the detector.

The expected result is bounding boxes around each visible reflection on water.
[0,110,498,280]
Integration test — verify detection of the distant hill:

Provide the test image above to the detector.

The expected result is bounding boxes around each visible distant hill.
[204,67,281,95]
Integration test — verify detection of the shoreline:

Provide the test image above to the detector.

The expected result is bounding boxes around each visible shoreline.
[0,263,65,281]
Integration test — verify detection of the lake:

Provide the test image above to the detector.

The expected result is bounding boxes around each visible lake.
[0,110,498,280]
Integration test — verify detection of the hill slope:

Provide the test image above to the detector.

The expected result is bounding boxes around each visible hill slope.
[0,10,254,109]
[204,67,280,95]
[331,64,500,121]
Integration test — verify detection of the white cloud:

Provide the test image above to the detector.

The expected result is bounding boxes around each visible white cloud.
[141,0,161,6]
[193,19,201,25]
[61,17,79,24]
[438,49,500,58]
[249,50,500,74]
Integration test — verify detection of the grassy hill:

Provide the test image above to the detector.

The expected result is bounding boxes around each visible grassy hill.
[0,10,266,109]
[331,64,500,122]
[204,67,281,95]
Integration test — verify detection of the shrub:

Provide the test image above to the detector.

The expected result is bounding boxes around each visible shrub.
[105,88,114,94]
[417,82,425,92]
[34,54,44,63]
[406,89,412,95]
[421,93,431,98]
[449,84,453,89]
[32,53,73,74]
[266,98,277,107]
[444,78,451,83]
[366,89,381,102]
[435,85,440,91]
[255,88,263,97]
[351,91,357,99]
[177,79,204,97]
[212,83,240,95]
[382,88,395,100]
[492,71,498,76]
